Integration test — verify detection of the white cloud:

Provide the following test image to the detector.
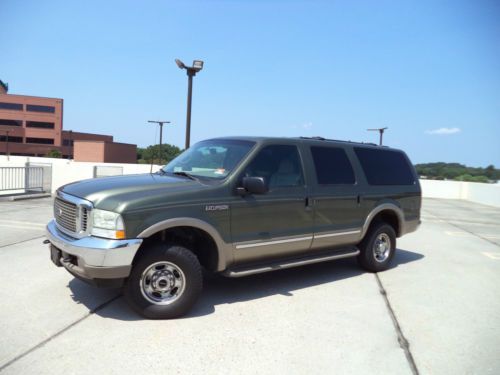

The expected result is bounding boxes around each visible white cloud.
[291,122,313,130]
[425,127,461,135]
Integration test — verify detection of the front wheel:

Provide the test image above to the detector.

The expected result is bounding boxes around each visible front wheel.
[124,244,203,319]
[357,222,396,272]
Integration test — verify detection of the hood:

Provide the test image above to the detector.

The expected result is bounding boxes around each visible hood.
[60,173,203,212]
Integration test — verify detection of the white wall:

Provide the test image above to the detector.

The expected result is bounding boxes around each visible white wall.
[2,155,500,208]
[0,155,162,193]
[420,179,500,207]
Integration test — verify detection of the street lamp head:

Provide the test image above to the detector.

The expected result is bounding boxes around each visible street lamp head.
[192,60,204,71]
[175,59,186,70]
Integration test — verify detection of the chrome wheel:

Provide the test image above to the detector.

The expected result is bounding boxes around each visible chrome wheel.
[373,233,391,262]
[140,261,186,305]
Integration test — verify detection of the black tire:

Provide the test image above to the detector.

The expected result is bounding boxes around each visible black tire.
[124,243,202,319]
[357,222,396,273]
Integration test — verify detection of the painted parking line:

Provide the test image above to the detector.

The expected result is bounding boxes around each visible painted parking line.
[481,252,500,260]
[0,223,46,230]
[0,220,47,227]
[445,231,500,239]
[445,231,471,237]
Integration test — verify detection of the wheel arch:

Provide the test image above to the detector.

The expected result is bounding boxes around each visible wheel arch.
[361,203,404,238]
[135,218,231,272]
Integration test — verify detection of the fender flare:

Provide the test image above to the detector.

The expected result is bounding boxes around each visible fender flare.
[361,203,405,238]
[136,217,230,271]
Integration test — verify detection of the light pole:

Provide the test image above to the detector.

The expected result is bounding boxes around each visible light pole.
[5,130,10,161]
[148,120,170,165]
[175,59,204,149]
[367,127,388,146]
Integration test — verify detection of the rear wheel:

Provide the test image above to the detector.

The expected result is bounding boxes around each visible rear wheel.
[357,222,396,272]
[124,243,202,319]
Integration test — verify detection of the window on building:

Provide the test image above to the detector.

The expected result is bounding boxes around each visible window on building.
[0,119,23,127]
[0,135,23,143]
[354,147,416,186]
[26,121,55,129]
[0,102,23,111]
[63,139,74,146]
[26,104,55,113]
[243,145,304,188]
[311,146,355,185]
[26,137,54,145]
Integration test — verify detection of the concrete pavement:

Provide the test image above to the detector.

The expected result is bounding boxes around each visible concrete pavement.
[0,198,499,374]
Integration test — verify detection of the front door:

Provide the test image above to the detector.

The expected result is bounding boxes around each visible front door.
[230,144,314,264]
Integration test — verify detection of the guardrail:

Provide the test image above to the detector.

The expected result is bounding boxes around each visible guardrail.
[0,167,44,192]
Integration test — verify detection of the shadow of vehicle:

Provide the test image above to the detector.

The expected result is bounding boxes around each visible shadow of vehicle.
[67,248,424,321]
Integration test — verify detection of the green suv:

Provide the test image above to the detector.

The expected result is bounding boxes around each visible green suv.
[46,136,421,319]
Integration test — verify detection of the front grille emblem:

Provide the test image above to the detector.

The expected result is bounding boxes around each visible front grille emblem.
[58,208,63,216]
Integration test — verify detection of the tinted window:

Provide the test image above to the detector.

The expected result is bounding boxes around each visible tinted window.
[0,102,23,111]
[63,139,74,146]
[354,147,415,185]
[26,104,55,113]
[26,137,54,145]
[244,145,304,188]
[311,146,355,184]
[26,121,55,129]
[0,119,22,127]
[0,135,23,143]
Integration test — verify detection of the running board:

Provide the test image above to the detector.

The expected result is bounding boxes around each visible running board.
[223,248,360,278]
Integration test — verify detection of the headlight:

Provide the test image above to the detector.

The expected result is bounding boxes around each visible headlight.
[91,209,125,239]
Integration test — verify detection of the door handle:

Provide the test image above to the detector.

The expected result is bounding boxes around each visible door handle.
[357,195,362,205]
[305,197,313,211]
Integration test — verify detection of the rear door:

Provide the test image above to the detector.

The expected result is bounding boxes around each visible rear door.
[307,145,365,250]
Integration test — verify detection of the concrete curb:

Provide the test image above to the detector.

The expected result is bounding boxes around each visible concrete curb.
[0,193,52,202]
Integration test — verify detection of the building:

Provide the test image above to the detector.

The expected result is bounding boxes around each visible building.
[0,80,137,162]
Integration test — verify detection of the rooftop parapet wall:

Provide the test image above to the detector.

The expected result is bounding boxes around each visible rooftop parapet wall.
[1,155,499,207]
[420,179,500,208]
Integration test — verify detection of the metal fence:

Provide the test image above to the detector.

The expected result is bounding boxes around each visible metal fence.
[0,167,45,192]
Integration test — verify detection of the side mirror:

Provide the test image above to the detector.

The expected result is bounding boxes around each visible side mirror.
[238,176,268,195]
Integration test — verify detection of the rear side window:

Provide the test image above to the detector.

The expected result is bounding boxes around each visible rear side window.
[354,147,415,185]
[311,146,355,185]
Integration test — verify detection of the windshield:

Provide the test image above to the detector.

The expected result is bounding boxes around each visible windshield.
[163,139,255,180]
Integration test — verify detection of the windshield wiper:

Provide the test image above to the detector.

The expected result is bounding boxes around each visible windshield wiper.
[172,171,199,181]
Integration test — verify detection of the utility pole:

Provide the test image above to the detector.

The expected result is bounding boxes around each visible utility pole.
[148,120,171,166]
[367,127,388,146]
[5,130,10,161]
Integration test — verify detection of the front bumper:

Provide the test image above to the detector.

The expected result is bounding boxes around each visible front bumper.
[46,220,142,284]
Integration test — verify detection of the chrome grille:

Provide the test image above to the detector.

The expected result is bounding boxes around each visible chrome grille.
[54,197,77,233]
[82,207,88,231]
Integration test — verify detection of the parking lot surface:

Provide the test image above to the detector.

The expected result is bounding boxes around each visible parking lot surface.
[0,198,499,374]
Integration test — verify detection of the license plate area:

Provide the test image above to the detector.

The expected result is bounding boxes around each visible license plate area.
[50,245,62,267]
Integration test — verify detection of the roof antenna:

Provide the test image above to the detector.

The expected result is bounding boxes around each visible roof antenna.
[367,127,388,145]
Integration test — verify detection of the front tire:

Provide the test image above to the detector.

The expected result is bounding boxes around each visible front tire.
[124,244,202,319]
[357,222,396,272]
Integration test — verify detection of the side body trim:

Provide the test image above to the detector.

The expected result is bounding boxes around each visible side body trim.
[314,229,361,239]
[235,236,313,249]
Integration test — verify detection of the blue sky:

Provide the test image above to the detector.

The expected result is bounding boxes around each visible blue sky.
[1,0,499,166]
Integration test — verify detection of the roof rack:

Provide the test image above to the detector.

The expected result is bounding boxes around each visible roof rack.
[298,136,378,147]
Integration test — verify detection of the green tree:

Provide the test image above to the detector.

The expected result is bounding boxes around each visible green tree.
[46,149,62,158]
[137,144,182,165]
